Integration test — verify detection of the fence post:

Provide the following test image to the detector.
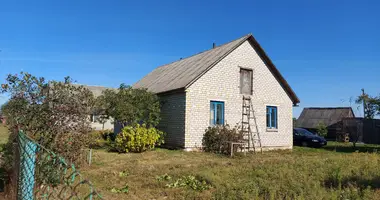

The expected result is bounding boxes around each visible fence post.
[18,132,37,200]
[89,149,92,166]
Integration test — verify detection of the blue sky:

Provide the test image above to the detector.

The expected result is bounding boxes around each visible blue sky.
[0,0,379,117]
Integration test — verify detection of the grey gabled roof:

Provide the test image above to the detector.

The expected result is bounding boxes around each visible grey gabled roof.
[79,85,115,97]
[297,107,355,128]
[134,34,300,105]
[133,34,249,93]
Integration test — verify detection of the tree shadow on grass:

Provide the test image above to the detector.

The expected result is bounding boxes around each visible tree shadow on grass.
[0,168,5,192]
[322,144,380,153]
[324,175,380,189]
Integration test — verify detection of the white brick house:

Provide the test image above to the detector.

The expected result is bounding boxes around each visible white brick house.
[134,34,300,150]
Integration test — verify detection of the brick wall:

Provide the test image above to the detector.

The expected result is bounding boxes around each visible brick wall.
[185,41,293,149]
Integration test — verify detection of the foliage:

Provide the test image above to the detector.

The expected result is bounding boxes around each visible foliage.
[14,131,103,199]
[112,124,165,153]
[88,130,114,149]
[165,175,212,191]
[118,170,129,178]
[110,184,129,194]
[95,84,160,129]
[35,153,63,187]
[0,72,95,166]
[356,89,380,119]
[292,117,297,128]
[156,173,172,182]
[353,89,380,148]
[202,125,243,155]
[53,132,92,163]
[316,121,328,138]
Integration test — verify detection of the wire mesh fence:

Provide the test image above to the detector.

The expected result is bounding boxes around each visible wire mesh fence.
[16,131,102,200]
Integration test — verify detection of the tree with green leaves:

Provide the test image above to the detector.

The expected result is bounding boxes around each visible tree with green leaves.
[95,84,160,129]
[356,89,380,119]
[316,121,328,138]
[1,72,95,164]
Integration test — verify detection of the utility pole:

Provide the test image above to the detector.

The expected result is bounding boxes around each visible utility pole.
[362,88,366,118]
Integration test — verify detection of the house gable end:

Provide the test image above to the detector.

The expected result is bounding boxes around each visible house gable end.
[184,40,294,148]
[186,36,299,105]
[133,34,299,105]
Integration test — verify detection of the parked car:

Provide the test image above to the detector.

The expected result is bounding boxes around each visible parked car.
[293,128,327,147]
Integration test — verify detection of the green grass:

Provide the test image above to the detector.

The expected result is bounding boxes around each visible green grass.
[2,126,378,199]
[324,141,380,153]
[0,124,9,198]
[295,141,380,154]
[81,143,380,200]
[0,124,9,145]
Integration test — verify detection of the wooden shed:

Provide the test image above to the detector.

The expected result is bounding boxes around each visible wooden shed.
[297,107,355,140]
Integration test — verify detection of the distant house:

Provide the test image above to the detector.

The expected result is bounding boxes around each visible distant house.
[297,107,355,139]
[81,85,114,131]
[134,34,300,150]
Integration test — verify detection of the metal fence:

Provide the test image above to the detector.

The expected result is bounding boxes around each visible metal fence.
[16,131,102,200]
[343,118,380,144]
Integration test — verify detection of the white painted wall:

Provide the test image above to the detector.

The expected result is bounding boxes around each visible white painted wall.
[90,116,114,131]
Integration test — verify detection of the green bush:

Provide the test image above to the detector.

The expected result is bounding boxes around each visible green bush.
[110,184,129,194]
[165,175,212,191]
[88,130,114,149]
[316,122,328,138]
[113,124,165,153]
[52,132,91,164]
[202,125,243,155]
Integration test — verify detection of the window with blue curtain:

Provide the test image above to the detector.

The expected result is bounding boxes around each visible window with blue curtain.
[210,101,224,125]
[266,106,278,129]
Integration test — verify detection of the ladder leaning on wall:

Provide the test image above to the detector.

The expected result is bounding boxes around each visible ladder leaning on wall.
[242,96,263,153]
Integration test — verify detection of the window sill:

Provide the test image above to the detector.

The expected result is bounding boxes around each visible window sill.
[209,124,224,127]
[266,128,278,132]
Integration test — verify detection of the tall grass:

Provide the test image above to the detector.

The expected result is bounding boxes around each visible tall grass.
[211,152,379,200]
[0,124,8,145]
[81,146,380,200]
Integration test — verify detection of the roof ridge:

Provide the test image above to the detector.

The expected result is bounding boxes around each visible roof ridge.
[74,83,115,89]
[154,33,252,70]
[133,33,299,105]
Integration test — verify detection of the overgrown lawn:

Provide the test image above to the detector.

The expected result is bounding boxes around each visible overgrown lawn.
[0,125,8,145]
[82,143,380,200]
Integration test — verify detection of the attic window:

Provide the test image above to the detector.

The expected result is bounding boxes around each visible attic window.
[240,68,252,95]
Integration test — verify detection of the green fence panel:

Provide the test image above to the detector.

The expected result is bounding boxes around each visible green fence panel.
[18,132,37,200]
[17,131,102,200]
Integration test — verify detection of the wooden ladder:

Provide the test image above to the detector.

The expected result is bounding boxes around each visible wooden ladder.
[242,96,263,153]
